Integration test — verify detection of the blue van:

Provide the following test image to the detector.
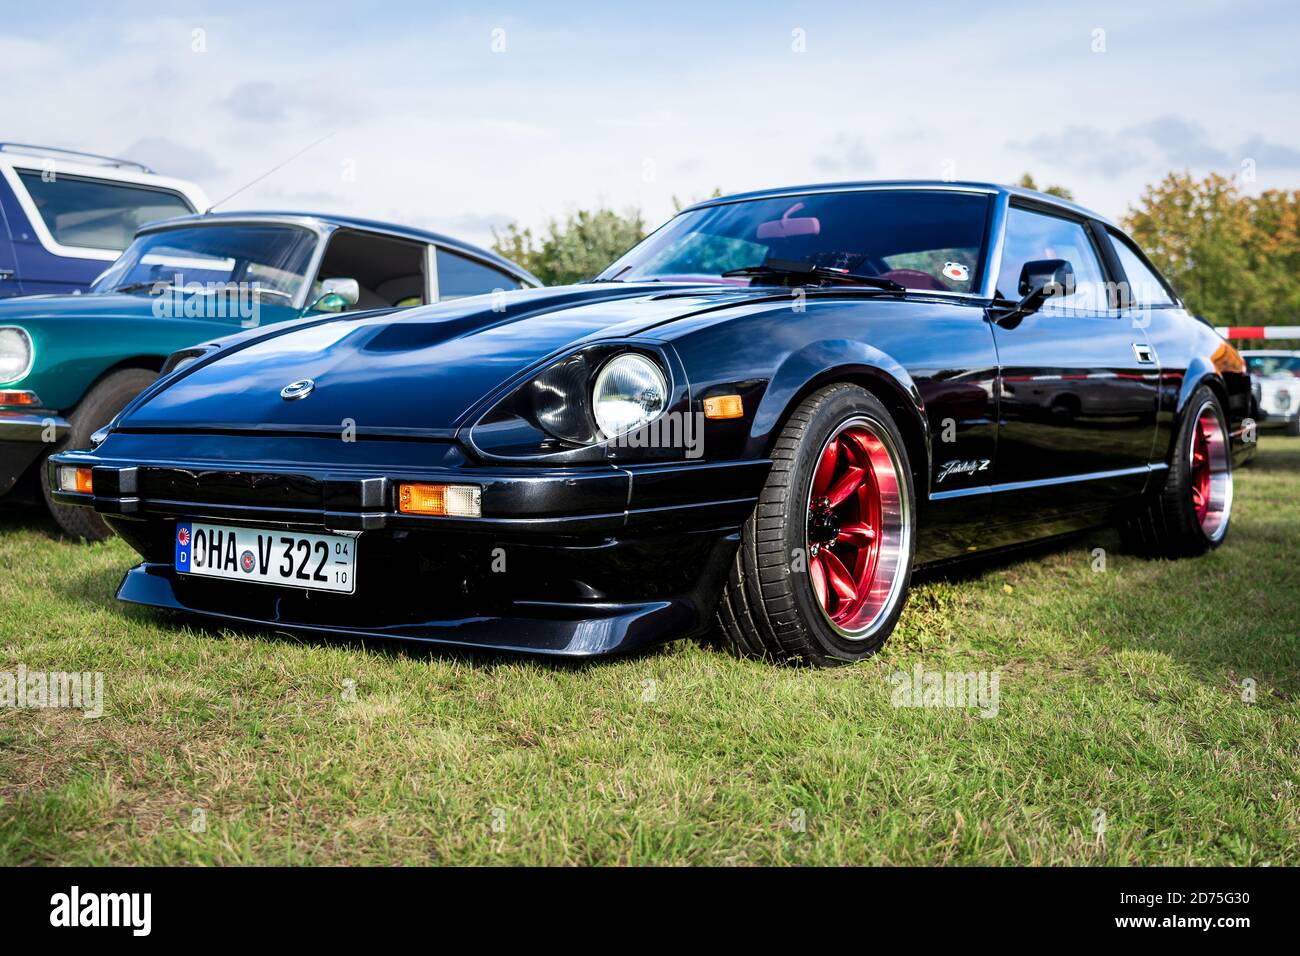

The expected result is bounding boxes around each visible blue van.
[0,143,208,297]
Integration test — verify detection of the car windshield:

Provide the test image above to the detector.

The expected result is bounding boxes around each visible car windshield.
[598,189,992,293]
[1245,354,1300,377]
[91,223,319,301]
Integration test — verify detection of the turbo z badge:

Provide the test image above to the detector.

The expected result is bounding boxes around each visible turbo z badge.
[937,459,990,483]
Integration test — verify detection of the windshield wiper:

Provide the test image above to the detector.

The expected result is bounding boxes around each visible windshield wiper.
[112,281,175,295]
[722,259,905,292]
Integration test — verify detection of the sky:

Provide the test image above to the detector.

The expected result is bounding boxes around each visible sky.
[2,0,1298,248]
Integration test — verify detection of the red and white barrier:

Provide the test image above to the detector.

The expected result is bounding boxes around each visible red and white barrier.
[1222,326,1300,340]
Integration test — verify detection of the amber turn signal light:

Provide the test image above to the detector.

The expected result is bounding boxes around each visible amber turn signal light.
[703,394,744,419]
[57,466,94,495]
[397,482,481,517]
[0,390,39,406]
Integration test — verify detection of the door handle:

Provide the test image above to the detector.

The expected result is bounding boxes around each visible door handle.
[0,270,14,280]
[1132,343,1155,364]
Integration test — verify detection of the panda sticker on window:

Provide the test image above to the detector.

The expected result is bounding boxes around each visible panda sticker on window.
[942,261,970,283]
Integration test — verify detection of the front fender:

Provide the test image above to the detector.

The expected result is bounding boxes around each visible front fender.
[748,338,930,481]
[6,318,173,410]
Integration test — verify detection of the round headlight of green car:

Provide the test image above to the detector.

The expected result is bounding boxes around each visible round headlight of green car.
[0,327,33,383]
[592,353,667,439]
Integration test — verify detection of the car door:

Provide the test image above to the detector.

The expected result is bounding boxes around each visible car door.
[988,203,1159,525]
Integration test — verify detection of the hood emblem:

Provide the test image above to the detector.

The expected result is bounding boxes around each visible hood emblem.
[280,379,315,401]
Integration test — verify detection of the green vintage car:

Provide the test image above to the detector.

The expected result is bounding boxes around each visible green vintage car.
[0,211,540,539]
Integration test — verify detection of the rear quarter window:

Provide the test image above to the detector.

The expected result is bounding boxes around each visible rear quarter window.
[1108,231,1175,306]
[438,248,523,299]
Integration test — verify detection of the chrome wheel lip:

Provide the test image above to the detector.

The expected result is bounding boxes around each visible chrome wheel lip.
[804,414,911,641]
[1190,398,1232,543]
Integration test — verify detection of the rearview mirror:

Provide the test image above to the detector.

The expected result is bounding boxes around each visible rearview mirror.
[755,202,821,240]
[992,258,1076,329]
[309,277,360,313]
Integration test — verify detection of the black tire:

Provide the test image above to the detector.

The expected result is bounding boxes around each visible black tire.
[1286,417,1300,437]
[715,384,916,666]
[1122,385,1233,559]
[41,368,156,542]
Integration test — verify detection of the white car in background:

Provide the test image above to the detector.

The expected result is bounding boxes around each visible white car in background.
[1244,350,1300,436]
[0,143,208,297]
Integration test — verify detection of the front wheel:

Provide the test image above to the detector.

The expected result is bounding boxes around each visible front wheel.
[715,384,916,666]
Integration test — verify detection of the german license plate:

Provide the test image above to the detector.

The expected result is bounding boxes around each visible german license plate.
[174,521,357,594]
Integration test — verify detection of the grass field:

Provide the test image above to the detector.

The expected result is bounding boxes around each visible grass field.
[1,437,1297,866]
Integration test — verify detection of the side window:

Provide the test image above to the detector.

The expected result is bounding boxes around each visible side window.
[1108,232,1175,306]
[311,230,427,311]
[437,248,522,300]
[16,171,194,251]
[996,206,1108,312]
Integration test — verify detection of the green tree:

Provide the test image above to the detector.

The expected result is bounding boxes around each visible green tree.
[1121,171,1299,327]
[492,207,647,286]
[1015,173,1075,201]
[1246,187,1300,325]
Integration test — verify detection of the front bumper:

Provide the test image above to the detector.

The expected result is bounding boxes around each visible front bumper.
[0,410,69,495]
[49,438,769,657]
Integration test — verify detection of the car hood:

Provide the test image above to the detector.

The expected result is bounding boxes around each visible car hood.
[0,292,164,321]
[121,283,766,434]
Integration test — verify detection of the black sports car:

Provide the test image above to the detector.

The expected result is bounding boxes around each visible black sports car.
[49,182,1252,665]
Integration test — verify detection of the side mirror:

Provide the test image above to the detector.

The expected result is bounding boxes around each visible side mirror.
[992,258,1075,328]
[309,277,360,313]
[1018,258,1076,302]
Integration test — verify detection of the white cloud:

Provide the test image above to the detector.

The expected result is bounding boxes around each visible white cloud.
[0,1,1296,248]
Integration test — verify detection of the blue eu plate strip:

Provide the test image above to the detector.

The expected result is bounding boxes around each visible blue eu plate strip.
[175,522,192,572]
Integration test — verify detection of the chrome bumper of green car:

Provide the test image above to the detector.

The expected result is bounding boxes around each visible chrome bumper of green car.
[0,411,70,496]
[0,410,71,443]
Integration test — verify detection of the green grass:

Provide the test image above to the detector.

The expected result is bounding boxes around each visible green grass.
[1,438,1298,865]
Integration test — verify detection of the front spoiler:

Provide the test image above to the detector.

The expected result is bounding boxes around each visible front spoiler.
[116,562,715,658]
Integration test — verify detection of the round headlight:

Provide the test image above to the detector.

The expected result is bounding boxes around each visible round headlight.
[0,327,33,383]
[592,353,667,439]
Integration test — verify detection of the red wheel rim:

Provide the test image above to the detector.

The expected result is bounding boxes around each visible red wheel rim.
[1191,414,1212,524]
[1189,402,1232,541]
[805,417,909,637]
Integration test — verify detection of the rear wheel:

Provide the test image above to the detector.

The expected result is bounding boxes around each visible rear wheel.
[1123,385,1233,558]
[715,384,915,666]
[1287,417,1300,437]
[41,368,157,542]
